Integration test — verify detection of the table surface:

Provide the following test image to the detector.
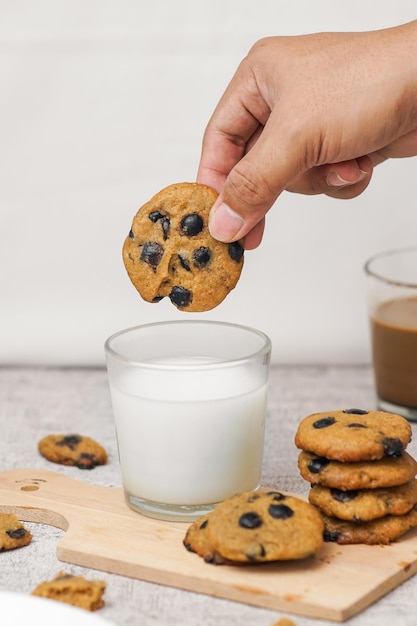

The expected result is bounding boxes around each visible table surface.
[1,364,417,626]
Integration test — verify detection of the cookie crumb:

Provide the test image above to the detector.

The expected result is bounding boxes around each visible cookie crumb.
[32,571,106,611]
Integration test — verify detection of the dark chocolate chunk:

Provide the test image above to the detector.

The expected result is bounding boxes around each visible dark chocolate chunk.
[179,255,191,271]
[6,528,28,540]
[57,435,82,450]
[169,286,193,308]
[344,408,369,415]
[382,437,405,458]
[76,453,98,470]
[148,211,170,240]
[180,213,204,236]
[330,488,358,502]
[313,416,336,429]
[267,491,286,501]
[323,530,341,542]
[151,295,164,303]
[268,504,294,520]
[149,210,165,222]
[239,512,263,529]
[307,456,330,474]
[200,519,209,530]
[128,229,134,239]
[193,247,212,268]
[140,241,164,270]
[228,241,244,263]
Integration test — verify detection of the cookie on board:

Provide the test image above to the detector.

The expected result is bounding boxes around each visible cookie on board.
[298,450,417,490]
[184,490,324,564]
[122,182,244,312]
[308,479,417,522]
[294,408,412,462]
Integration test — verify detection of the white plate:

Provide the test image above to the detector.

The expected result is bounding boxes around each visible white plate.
[0,590,115,625]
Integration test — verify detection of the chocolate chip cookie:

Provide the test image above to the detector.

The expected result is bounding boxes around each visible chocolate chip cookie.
[183,490,324,564]
[38,434,108,469]
[32,571,106,611]
[309,478,417,522]
[122,182,244,311]
[298,450,417,490]
[0,513,32,551]
[322,504,417,545]
[294,408,412,462]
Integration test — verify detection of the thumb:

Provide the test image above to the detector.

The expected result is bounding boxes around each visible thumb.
[208,115,302,242]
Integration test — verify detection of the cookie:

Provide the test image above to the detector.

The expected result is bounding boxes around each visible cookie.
[309,479,417,522]
[183,490,324,564]
[294,408,412,462]
[122,182,244,312]
[298,450,417,490]
[322,504,417,544]
[38,434,108,469]
[32,571,106,611]
[0,513,32,551]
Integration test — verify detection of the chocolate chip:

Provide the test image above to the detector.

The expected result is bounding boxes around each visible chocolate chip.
[148,211,170,240]
[128,229,134,239]
[200,519,208,530]
[140,242,164,270]
[313,416,335,429]
[344,408,369,415]
[169,286,193,308]
[180,213,204,236]
[6,528,27,540]
[239,512,263,529]
[193,247,212,268]
[76,453,98,469]
[268,504,294,520]
[57,435,82,450]
[323,530,340,542]
[307,457,330,474]
[267,491,286,501]
[382,437,405,458]
[330,488,358,502]
[179,255,191,271]
[151,295,164,303]
[228,241,244,263]
[347,422,367,428]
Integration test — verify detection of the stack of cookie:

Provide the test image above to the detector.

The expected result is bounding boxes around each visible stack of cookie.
[295,408,417,544]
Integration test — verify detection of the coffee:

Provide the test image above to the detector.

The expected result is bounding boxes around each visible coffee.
[371,296,417,409]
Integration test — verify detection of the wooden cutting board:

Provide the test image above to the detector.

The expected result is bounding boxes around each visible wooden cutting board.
[1,468,417,622]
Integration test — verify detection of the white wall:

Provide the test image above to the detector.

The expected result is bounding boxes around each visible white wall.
[1,0,416,366]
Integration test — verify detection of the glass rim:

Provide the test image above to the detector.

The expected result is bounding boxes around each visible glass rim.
[104,319,272,369]
[364,245,417,289]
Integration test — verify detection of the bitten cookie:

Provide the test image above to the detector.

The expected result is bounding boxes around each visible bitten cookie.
[298,450,417,490]
[0,513,32,551]
[309,479,417,522]
[32,571,106,611]
[38,434,108,469]
[294,408,412,462]
[322,504,417,545]
[122,182,244,312]
[183,491,324,564]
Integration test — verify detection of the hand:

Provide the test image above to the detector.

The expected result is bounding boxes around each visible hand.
[197,21,417,249]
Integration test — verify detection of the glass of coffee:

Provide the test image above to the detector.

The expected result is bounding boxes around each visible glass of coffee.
[365,247,417,421]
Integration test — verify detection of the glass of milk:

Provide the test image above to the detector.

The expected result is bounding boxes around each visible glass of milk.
[105,320,271,521]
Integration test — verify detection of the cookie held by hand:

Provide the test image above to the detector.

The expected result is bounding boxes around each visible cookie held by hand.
[122,182,244,312]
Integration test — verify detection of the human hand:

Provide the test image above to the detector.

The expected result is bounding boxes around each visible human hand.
[197,21,417,248]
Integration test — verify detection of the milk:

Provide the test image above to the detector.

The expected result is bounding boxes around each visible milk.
[109,357,268,505]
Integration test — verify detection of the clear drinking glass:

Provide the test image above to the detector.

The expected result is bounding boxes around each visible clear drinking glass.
[365,246,417,421]
[105,320,271,521]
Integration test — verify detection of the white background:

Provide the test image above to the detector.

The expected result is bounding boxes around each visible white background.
[1,0,416,366]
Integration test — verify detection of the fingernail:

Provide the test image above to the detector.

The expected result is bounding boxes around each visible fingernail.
[209,202,243,242]
[326,170,366,188]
